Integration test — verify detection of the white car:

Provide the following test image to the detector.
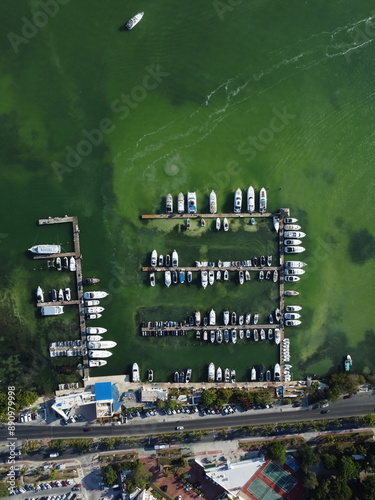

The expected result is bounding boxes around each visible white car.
[176,426,184,431]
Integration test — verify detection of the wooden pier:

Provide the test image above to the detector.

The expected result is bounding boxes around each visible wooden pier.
[141,212,273,219]
[36,216,90,379]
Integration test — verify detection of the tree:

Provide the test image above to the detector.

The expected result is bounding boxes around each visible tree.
[201,389,217,408]
[297,444,319,472]
[266,441,286,465]
[361,475,375,499]
[321,453,337,470]
[102,465,118,486]
[339,455,358,481]
[303,470,318,490]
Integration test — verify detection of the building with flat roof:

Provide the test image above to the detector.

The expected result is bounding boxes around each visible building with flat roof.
[139,387,168,403]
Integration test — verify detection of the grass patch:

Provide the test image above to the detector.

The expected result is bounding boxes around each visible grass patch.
[150,482,175,500]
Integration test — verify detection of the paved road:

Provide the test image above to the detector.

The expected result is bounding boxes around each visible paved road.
[1,392,374,444]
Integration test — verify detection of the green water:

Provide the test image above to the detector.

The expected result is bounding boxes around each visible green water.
[1,0,375,391]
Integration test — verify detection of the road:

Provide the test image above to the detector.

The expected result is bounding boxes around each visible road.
[1,392,374,443]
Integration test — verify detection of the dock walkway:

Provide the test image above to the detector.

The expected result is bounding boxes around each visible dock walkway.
[141,212,272,219]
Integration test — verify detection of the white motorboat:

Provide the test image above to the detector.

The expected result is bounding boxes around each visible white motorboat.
[55,257,62,271]
[166,193,173,214]
[223,269,229,280]
[273,270,278,282]
[165,270,171,287]
[178,192,185,213]
[284,218,298,223]
[260,329,266,340]
[251,367,256,381]
[132,363,140,382]
[285,246,305,254]
[172,249,179,267]
[89,350,112,358]
[36,286,44,302]
[201,270,208,288]
[195,310,201,326]
[58,289,64,301]
[284,313,301,320]
[216,367,222,382]
[28,244,61,254]
[231,369,236,383]
[253,329,259,341]
[87,340,116,350]
[275,308,281,322]
[268,328,273,340]
[186,368,192,383]
[209,270,215,285]
[284,261,307,268]
[148,369,153,382]
[85,300,100,306]
[285,319,301,326]
[208,362,215,382]
[63,257,69,269]
[284,290,299,296]
[231,330,237,344]
[84,306,104,314]
[239,270,244,284]
[223,310,229,326]
[210,190,217,214]
[239,330,244,340]
[87,335,103,341]
[86,327,107,334]
[247,186,255,212]
[234,188,242,213]
[126,11,144,30]
[69,256,76,272]
[284,268,305,276]
[209,309,216,326]
[284,239,302,246]
[253,313,259,325]
[150,272,156,287]
[259,187,267,213]
[216,217,221,230]
[151,249,157,267]
[284,231,306,238]
[274,328,280,344]
[284,224,301,231]
[273,215,280,232]
[89,359,107,367]
[284,275,300,282]
[64,288,71,301]
[187,271,192,283]
[158,255,164,266]
[285,305,302,312]
[187,192,197,213]
[245,313,251,324]
[86,313,102,320]
[274,363,281,381]
[223,218,229,231]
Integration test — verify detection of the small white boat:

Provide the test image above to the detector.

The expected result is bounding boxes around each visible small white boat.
[86,335,103,341]
[58,289,64,301]
[186,368,192,383]
[89,350,112,358]
[247,186,255,212]
[274,363,281,381]
[253,329,259,341]
[132,363,140,382]
[178,192,185,213]
[284,275,301,282]
[172,249,179,267]
[285,239,302,246]
[85,306,105,314]
[83,291,108,299]
[151,249,157,267]
[245,270,251,281]
[88,340,116,350]
[69,256,76,272]
[55,257,62,271]
[187,271,192,282]
[275,308,281,322]
[216,217,221,230]
[231,330,237,344]
[63,257,69,269]
[216,270,221,280]
[284,224,301,231]
[239,271,244,284]
[85,300,100,306]
[274,329,280,344]
[165,270,171,287]
[284,218,298,223]
[209,270,215,285]
[285,319,301,326]
[89,359,107,367]
[28,244,61,254]
[284,290,299,296]
[273,270,278,282]
[86,313,102,320]
[284,261,307,268]
[148,369,153,383]
[223,270,229,280]
[223,218,229,231]
[268,328,273,340]
[158,255,164,266]
[187,192,197,213]
[216,367,222,382]
[260,329,266,340]
[284,231,306,238]
[195,310,201,326]
[86,327,107,334]
[259,187,267,213]
[201,270,208,288]
[273,215,280,232]
[223,310,229,325]
[150,272,156,287]
[64,288,71,301]
[36,286,44,302]
[284,312,301,320]
[245,313,251,324]
[234,188,242,213]
[166,194,173,214]
[210,190,217,214]
[251,367,256,381]
[285,246,305,254]
[126,11,144,30]
[347,354,352,366]
[284,268,305,276]
[239,330,244,340]
[285,305,302,312]
[253,313,259,325]
[208,362,215,382]
[209,309,216,326]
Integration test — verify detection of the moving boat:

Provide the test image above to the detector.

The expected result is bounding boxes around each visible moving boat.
[231,330,237,344]
[87,340,116,349]
[231,311,237,325]
[285,261,307,268]
[148,369,153,382]
[266,370,271,382]
[166,194,173,214]
[172,249,179,267]
[284,275,300,282]
[224,368,230,383]
[247,186,255,212]
[268,328,273,340]
[174,371,179,382]
[151,250,157,267]
[284,290,299,296]
[251,367,256,381]
[179,269,185,283]
[224,329,229,343]
[187,271,192,283]
[208,362,215,382]
[216,217,221,230]
[178,192,185,213]
[285,319,301,326]
[284,224,301,231]
[209,309,216,326]
[285,246,305,254]
[223,218,229,231]
[273,270,278,282]
[209,270,215,285]
[201,270,208,288]
[187,192,197,213]
[28,244,61,254]
[259,187,267,213]
[165,270,171,287]
[69,256,76,272]
[284,239,302,246]
[273,215,280,232]
[126,11,144,30]
[89,350,112,358]
[210,190,217,214]
[132,363,140,382]
[83,277,100,285]
[253,313,259,324]
[87,335,103,341]
[55,257,62,271]
[150,272,156,287]
[89,359,107,367]
[260,329,266,340]
[274,363,281,381]
[284,230,306,239]
[195,310,201,326]
[258,364,264,382]
[230,370,236,383]
[234,188,242,213]
[239,271,244,284]
[284,268,305,275]
[64,288,71,301]
[285,305,302,312]
[158,255,164,266]
[253,329,259,341]
[210,330,215,343]
[274,328,280,344]
[186,368,192,383]
[284,218,298,223]
[216,367,222,382]
[36,286,44,302]
[86,327,107,334]
[223,270,229,280]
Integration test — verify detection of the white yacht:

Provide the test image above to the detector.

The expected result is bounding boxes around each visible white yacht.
[28,244,61,254]
[208,362,215,382]
[259,187,267,213]
[87,340,116,349]
[285,305,302,312]
[284,239,302,246]
[284,224,301,231]
[36,286,44,302]
[247,186,255,212]
[234,188,242,213]
[86,327,107,334]
[284,268,305,276]
[83,291,109,300]
[223,218,229,231]
[284,313,301,320]
[284,218,298,223]
[284,261,307,268]
[209,309,216,326]
[284,231,306,238]
[132,363,140,382]
[86,335,103,341]
[84,306,104,314]
[201,270,208,288]
[165,270,171,287]
[285,246,305,254]
[285,319,301,326]
[284,275,301,282]
[166,193,173,214]
[187,192,197,213]
[85,300,100,306]
[172,249,179,267]
[89,360,107,367]
[210,190,217,214]
[151,249,157,267]
[273,215,280,232]
[69,256,76,272]
[178,192,185,213]
[126,12,144,30]
[223,310,229,326]
[89,350,112,358]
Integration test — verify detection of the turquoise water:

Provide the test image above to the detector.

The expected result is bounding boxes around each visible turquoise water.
[1,1,375,391]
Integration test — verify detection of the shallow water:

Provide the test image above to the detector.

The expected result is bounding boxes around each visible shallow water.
[1,1,375,389]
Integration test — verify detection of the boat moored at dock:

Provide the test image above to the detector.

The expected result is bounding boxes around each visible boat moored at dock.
[166,194,173,214]
[89,350,112,358]
[234,188,242,213]
[83,291,108,299]
[247,186,255,212]
[36,286,44,302]
[259,187,267,213]
[187,192,197,213]
[86,327,107,334]
[132,363,140,382]
[178,192,185,213]
[285,246,305,254]
[29,244,61,254]
[208,362,215,382]
[210,190,217,213]
[89,359,107,367]
[172,250,179,267]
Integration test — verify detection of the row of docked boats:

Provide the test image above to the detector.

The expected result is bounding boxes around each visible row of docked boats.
[173,368,192,383]
[281,219,307,255]
[208,363,236,383]
[157,268,277,287]
[166,192,197,214]
[84,290,112,366]
[196,327,280,344]
[195,257,274,268]
[150,249,178,267]
[53,256,76,272]
[282,338,290,363]
[250,363,281,382]
[234,186,267,213]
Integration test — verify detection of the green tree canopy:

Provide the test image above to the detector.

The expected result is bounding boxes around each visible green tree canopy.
[266,441,286,465]
[321,453,337,470]
[297,444,319,472]
[102,465,118,486]
[361,475,375,499]
[339,456,358,481]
